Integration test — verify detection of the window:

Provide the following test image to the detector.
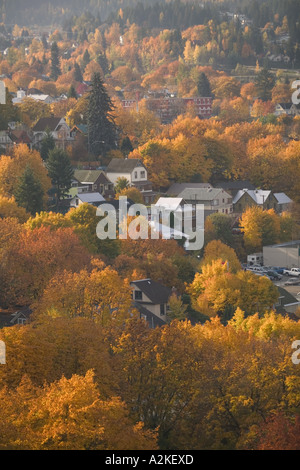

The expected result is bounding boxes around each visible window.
[141,170,146,178]
[135,290,142,300]
[160,304,165,316]
[134,171,138,179]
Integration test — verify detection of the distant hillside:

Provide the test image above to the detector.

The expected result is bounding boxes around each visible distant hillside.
[0,0,162,26]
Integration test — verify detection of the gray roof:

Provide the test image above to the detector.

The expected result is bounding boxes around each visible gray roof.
[74,170,111,185]
[264,240,300,248]
[106,158,146,173]
[178,187,231,201]
[274,193,293,204]
[77,193,105,204]
[131,279,171,305]
[166,182,212,197]
[233,189,271,205]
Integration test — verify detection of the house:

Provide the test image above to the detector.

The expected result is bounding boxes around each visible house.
[9,129,32,148]
[274,193,293,213]
[32,117,73,150]
[275,287,300,318]
[131,279,172,325]
[166,182,212,197]
[154,197,196,238]
[0,130,13,151]
[28,94,54,104]
[70,192,106,208]
[73,170,114,199]
[232,189,277,214]
[0,307,32,329]
[177,187,233,216]
[106,158,148,187]
[274,103,294,116]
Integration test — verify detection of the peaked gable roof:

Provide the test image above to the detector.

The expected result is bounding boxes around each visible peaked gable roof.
[155,197,185,211]
[233,189,271,205]
[178,187,230,201]
[131,279,172,305]
[74,169,112,185]
[106,158,146,173]
[32,117,64,132]
[166,182,212,196]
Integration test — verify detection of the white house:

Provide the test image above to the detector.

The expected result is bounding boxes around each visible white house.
[130,279,172,325]
[106,158,148,186]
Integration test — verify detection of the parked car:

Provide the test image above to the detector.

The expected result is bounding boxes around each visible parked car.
[265,270,282,281]
[284,278,300,286]
[271,267,285,275]
[283,268,300,277]
[251,266,266,273]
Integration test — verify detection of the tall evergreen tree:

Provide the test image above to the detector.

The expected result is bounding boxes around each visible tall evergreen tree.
[97,52,109,75]
[255,67,275,101]
[67,85,78,99]
[82,49,91,71]
[15,165,44,215]
[46,148,74,208]
[87,72,118,157]
[74,62,83,82]
[50,41,61,81]
[197,72,212,97]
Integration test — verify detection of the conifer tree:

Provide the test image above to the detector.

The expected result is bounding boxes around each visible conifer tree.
[197,72,212,97]
[255,67,275,101]
[82,49,91,71]
[46,148,74,208]
[67,85,77,99]
[50,41,61,81]
[15,165,44,215]
[74,62,83,82]
[87,72,118,157]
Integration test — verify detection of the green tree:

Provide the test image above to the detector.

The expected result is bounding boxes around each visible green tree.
[67,85,77,99]
[121,136,133,156]
[74,62,83,82]
[46,148,74,208]
[115,177,129,193]
[15,165,44,215]
[50,41,61,81]
[87,72,118,157]
[197,72,212,97]
[82,49,91,71]
[40,128,55,161]
[255,67,275,101]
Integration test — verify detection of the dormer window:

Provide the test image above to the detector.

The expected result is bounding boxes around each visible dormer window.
[135,290,142,300]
